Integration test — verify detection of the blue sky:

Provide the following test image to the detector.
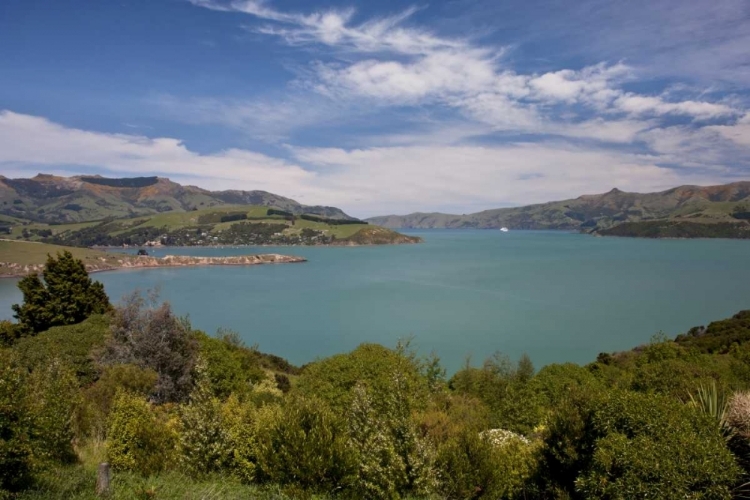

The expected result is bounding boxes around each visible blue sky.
[1,0,749,217]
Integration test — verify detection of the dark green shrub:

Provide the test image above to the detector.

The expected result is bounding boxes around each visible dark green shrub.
[0,351,33,493]
[450,353,544,435]
[220,213,248,223]
[436,428,537,499]
[12,315,109,385]
[106,391,178,476]
[196,332,265,400]
[295,343,426,413]
[254,396,355,492]
[25,359,80,464]
[0,321,22,347]
[538,390,740,499]
[676,310,750,354]
[78,364,158,439]
[267,208,293,217]
[12,251,111,334]
[531,363,603,410]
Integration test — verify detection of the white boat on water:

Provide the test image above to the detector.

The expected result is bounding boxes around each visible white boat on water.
[500,227,509,232]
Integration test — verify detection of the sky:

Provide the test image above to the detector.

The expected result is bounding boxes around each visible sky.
[0,0,749,217]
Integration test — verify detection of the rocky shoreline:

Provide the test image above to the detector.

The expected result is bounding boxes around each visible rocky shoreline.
[0,253,306,278]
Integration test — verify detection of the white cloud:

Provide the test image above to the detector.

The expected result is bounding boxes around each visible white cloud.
[528,63,629,106]
[1,110,744,216]
[187,0,743,147]
[707,113,750,147]
[289,142,715,214]
[0,110,320,196]
[614,94,737,119]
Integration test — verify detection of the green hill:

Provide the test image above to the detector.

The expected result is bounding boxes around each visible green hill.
[366,181,750,238]
[0,174,353,224]
[8,205,420,247]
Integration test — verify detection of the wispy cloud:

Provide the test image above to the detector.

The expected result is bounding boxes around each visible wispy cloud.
[188,0,745,148]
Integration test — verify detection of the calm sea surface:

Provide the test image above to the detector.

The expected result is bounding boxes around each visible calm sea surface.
[2,230,749,373]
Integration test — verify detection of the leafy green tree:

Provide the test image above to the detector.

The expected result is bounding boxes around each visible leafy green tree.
[195,331,265,400]
[436,428,537,499]
[12,251,111,334]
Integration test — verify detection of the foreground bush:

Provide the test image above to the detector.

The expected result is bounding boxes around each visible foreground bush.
[179,363,231,475]
[254,396,355,493]
[12,315,109,385]
[106,391,178,476]
[294,343,426,413]
[539,390,740,499]
[436,428,537,499]
[347,384,403,499]
[78,363,158,439]
[25,359,80,465]
[0,351,33,493]
[97,292,198,403]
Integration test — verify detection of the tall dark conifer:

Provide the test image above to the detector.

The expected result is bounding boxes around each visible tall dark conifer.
[12,251,111,334]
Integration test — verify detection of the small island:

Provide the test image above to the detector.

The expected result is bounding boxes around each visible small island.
[0,240,305,278]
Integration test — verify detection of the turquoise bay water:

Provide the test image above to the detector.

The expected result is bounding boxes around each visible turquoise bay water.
[1,230,749,373]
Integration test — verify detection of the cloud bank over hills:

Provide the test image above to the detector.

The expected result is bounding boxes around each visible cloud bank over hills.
[0,0,748,217]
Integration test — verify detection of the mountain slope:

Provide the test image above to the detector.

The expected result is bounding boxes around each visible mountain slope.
[0,174,352,223]
[7,205,421,247]
[367,182,750,237]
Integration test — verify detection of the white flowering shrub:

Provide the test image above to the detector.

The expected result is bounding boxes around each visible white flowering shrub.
[480,428,531,447]
[346,383,405,499]
[178,361,231,475]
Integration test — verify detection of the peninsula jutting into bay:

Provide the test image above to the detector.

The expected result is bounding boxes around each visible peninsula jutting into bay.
[0,240,306,278]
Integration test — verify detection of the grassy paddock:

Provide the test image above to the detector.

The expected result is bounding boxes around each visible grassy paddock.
[0,240,131,272]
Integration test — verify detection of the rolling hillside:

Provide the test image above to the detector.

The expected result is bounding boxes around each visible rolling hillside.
[0,174,353,223]
[367,182,750,238]
[6,205,421,247]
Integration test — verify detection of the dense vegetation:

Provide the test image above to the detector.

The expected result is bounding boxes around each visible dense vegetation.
[43,219,335,247]
[2,255,750,499]
[79,177,159,189]
[300,214,368,226]
[597,220,750,238]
